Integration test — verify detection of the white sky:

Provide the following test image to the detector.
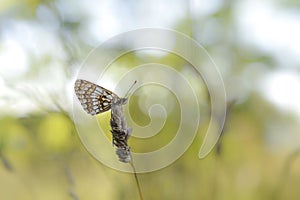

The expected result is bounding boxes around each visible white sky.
[235,0,300,68]
[262,70,300,115]
[0,0,300,118]
[234,0,300,117]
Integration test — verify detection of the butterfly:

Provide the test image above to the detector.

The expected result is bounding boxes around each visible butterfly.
[74,79,122,115]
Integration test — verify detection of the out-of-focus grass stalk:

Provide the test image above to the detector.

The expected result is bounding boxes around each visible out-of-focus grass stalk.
[0,150,14,172]
[272,148,300,200]
[65,165,80,200]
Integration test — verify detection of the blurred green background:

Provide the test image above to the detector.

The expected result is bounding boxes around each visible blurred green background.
[1,0,300,199]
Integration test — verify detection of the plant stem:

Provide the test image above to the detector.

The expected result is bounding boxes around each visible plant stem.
[130,159,144,200]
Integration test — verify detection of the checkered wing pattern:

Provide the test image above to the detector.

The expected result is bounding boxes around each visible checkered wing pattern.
[74,79,120,115]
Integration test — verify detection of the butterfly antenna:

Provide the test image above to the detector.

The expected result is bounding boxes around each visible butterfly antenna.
[124,80,137,98]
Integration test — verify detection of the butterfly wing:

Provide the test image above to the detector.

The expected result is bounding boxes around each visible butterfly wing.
[74,79,120,115]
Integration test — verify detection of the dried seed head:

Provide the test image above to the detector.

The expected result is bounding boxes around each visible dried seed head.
[116,147,131,163]
[110,97,132,163]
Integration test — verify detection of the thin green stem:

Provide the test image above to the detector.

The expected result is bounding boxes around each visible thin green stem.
[130,158,144,200]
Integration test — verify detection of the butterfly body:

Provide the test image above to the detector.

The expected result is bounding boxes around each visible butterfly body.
[74,79,122,115]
